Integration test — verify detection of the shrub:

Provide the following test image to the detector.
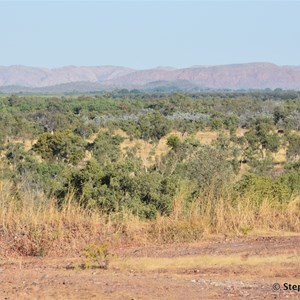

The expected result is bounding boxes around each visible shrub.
[34,130,86,164]
[235,173,291,206]
[83,244,110,269]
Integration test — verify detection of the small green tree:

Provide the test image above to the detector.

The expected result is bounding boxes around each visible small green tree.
[138,111,172,141]
[167,135,181,150]
[244,117,280,160]
[34,130,85,164]
[88,132,124,164]
[286,134,300,161]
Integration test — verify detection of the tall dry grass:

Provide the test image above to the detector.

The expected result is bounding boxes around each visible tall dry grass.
[149,183,300,242]
[1,179,300,257]
[0,180,104,256]
[0,179,150,257]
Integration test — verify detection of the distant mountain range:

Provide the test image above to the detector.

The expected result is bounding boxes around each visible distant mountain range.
[1,63,300,93]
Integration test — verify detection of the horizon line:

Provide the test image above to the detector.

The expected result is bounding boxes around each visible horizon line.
[1,62,300,70]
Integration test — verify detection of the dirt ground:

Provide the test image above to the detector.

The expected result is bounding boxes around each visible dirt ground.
[1,236,300,299]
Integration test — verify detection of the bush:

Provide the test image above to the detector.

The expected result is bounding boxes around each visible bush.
[235,173,291,206]
[167,135,181,150]
[34,130,86,164]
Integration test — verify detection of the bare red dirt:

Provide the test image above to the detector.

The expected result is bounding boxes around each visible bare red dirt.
[1,236,300,299]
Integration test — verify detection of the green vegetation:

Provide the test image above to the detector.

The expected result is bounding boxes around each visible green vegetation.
[82,244,110,269]
[1,91,300,255]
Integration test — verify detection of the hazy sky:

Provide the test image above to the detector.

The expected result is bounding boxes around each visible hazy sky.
[0,1,299,68]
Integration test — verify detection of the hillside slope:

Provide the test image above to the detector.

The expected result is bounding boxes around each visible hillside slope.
[1,63,300,91]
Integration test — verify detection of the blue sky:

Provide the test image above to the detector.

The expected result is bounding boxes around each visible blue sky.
[0,1,299,68]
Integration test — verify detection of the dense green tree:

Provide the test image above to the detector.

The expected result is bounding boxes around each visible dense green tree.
[167,135,181,150]
[34,130,85,164]
[88,131,124,164]
[138,111,172,141]
[286,134,300,161]
[244,117,280,160]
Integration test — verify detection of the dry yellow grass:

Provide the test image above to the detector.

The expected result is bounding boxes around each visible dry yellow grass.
[114,253,300,272]
[120,130,231,167]
[1,180,300,256]
[113,128,129,138]
[6,127,300,169]
[7,138,36,151]
[194,130,220,144]
[273,147,287,164]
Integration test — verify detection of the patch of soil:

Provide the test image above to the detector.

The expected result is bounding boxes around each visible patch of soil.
[1,236,300,299]
[115,236,300,258]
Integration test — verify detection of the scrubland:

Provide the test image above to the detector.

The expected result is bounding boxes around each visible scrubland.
[1,91,300,298]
